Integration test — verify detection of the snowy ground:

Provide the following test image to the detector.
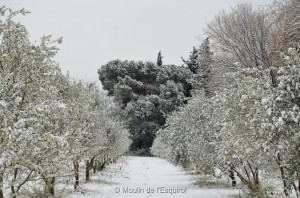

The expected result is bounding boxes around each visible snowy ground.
[68,156,239,198]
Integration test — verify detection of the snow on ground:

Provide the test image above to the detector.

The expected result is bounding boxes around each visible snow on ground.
[69,156,239,198]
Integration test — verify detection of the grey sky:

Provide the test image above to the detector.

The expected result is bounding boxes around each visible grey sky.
[3,0,271,81]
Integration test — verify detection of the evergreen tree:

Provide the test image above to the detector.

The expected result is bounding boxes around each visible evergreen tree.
[156,50,163,66]
[197,37,214,97]
[182,47,199,74]
[98,60,193,155]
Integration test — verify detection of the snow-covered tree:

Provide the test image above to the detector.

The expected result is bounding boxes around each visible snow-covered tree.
[206,3,279,87]
[196,37,214,97]
[215,68,273,194]
[260,47,300,196]
[0,7,68,196]
[152,68,274,194]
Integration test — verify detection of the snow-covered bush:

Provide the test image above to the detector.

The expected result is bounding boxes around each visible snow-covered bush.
[216,68,273,193]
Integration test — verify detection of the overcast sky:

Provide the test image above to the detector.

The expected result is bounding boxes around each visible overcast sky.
[3,0,271,81]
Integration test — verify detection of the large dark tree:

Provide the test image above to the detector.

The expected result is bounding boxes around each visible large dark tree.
[98,60,193,155]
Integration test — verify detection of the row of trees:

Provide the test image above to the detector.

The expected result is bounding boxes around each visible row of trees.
[0,7,131,197]
[152,0,300,197]
[152,47,300,198]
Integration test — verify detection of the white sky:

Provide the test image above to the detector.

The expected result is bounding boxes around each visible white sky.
[2,0,271,81]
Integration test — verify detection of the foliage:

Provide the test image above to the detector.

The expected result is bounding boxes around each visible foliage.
[182,47,199,74]
[0,7,130,197]
[152,47,300,197]
[156,51,163,66]
[98,60,193,153]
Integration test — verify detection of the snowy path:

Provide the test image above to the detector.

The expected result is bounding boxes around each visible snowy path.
[69,156,238,198]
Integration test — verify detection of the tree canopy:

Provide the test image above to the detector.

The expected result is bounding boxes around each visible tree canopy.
[98,60,193,154]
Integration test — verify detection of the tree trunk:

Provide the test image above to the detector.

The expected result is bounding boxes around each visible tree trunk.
[298,177,300,194]
[246,162,260,191]
[45,177,55,196]
[254,167,259,188]
[0,172,4,198]
[89,157,95,171]
[280,166,289,197]
[229,166,237,187]
[270,69,277,87]
[98,161,107,171]
[93,163,96,174]
[85,160,90,182]
[293,183,299,198]
[277,155,289,197]
[74,161,79,190]
[11,168,18,198]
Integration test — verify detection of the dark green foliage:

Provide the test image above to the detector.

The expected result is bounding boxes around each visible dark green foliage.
[182,38,214,97]
[98,60,193,154]
[156,51,163,66]
[182,47,199,74]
